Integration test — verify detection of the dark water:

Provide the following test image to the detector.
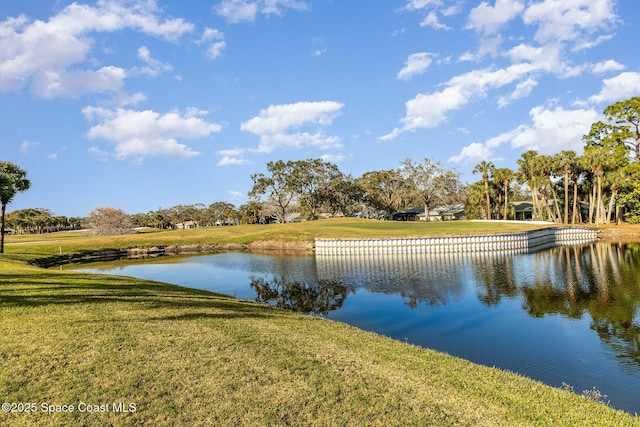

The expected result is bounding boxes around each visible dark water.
[79,242,640,414]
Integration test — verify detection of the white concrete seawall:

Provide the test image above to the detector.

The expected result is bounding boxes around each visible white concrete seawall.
[314,227,599,256]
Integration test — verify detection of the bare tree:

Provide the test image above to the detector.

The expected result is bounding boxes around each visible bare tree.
[85,207,134,236]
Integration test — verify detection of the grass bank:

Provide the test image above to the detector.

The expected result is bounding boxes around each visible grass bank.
[1,219,639,425]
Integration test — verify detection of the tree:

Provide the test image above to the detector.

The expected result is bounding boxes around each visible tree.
[464,181,486,219]
[472,160,494,219]
[208,201,238,225]
[322,173,363,216]
[0,161,31,253]
[249,160,297,223]
[400,158,461,222]
[517,151,544,221]
[288,159,342,220]
[238,201,263,224]
[554,151,578,224]
[492,167,515,220]
[581,147,613,224]
[537,154,560,223]
[603,96,640,163]
[356,169,408,218]
[619,163,640,223]
[84,207,134,236]
[582,121,630,224]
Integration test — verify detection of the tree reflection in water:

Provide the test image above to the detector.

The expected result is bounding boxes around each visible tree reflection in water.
[514,242,640,368]
[315,252,469,308]
[250,275,353,315]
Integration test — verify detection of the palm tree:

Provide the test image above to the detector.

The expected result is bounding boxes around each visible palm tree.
[554,151,577,224]
[582,147,611,224]
[569,158,586,224]
[473,160,494,219]
[492,167,515,220]
[517,150,544,221]
[0,162,31,253]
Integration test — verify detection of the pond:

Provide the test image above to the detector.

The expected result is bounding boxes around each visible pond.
[78,241,640,415]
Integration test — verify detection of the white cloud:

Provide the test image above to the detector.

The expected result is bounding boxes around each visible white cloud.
[588,72,640,104]
[135,46,173,77]
[497,78,538,108]
[450,105,599,165]
[206,42,227,60]
[403,0,442,11]
[591,59,624,74]
[241,101,343,153]
[200,28,226,60]
[83,106,222,160]
[466,0,524,35]
[397,52,433,80]
[510,105,599,154]
[421,11,450,30]
[216,0,258,23]
[30,66,127,99]
[0,0,193,97]
[201,28,224,42]
[217,148,250,166]
[320,153,346,163]
[262,0,307,15]
[241,101,342,134]
[448,142,494,165]
[382,40,583,140]
[313,48,328,57]
[402,0,456,30]
[394,0,620,141]
[522,0,617,45]
[382,65,525,139]
[88,146,110,161]
[216,0,306,24]
[20,140,39,154]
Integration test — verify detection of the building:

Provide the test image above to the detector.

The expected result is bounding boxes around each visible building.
[510,201,534,220]
[393,204,465,221]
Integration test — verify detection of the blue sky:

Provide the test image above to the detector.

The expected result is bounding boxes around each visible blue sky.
[2,0,639,217]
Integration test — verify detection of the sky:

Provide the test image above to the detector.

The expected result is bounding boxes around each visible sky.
[2,0,640,218]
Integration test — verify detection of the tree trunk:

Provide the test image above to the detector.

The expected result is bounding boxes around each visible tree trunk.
[540,190,557,222]
[531,187,541,221]
[572,182,580,224]
[549,184,562,223]
[0,203,6,254]
[503,185,509,220]
[484,180,491,220]
[606,185,618,225]
[588,186,595,224]
[563,172,570,224]
[595,175,604,225]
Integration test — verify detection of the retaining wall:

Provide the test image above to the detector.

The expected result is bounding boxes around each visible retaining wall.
[314,227,599,256]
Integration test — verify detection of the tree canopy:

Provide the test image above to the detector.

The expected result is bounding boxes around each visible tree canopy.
[0,161,31,253]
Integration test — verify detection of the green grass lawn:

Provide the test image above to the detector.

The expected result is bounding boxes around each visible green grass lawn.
[1,220,638,426]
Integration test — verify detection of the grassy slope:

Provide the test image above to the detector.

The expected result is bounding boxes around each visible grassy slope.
[1,219,639,426]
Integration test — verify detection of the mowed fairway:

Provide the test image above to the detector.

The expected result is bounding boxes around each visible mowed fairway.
[1,219,638,426]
